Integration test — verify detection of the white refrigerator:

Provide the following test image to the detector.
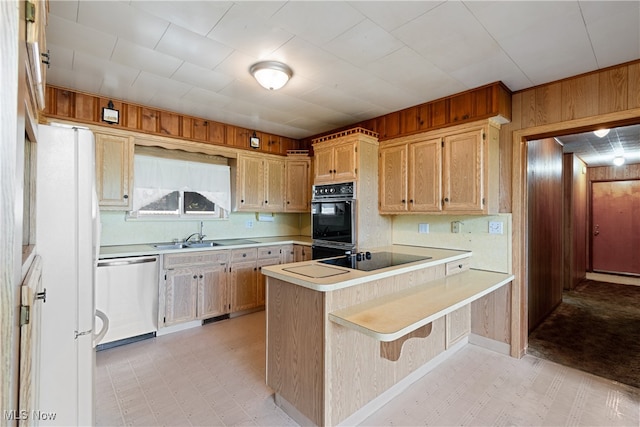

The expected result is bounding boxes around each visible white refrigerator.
[35,124,108,426]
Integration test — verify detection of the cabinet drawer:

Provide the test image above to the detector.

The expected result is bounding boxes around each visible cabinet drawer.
[231,248,258,262]
[164,250,229,268]
[258,246,281,259]
[446,259,470,275]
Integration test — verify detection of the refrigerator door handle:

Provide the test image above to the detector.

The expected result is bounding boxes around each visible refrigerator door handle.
[93,309,109,346]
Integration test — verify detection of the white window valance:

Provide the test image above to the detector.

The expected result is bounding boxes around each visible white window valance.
[133,155,231,212]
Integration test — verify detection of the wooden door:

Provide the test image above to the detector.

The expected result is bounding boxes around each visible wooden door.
[313,146,334,183]
[197,264,229,319]
[379,144,408,213]
[264,158,285,211]
[592,180,640,275]
[333,143,357,182]
[95,133,133,210]
[237,155,264,211]
[230,260,258,312]
[294,245,312,262]
[19,257,43,426]
[164,268,198,326]
[409,138,442,212]
[285,159,310,212]
[282,245,295,263]
[442,129,484,212]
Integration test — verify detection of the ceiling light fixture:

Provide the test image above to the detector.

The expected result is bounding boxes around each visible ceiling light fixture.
[249,61,293,90]
[613,155,625,166]
[593,128,610,138]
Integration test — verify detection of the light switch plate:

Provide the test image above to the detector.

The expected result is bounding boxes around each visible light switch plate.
[245,220,254,229]
[418,223,429,234]
[489,221,504,234]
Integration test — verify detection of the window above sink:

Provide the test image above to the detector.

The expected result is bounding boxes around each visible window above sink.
[128,154,231,220]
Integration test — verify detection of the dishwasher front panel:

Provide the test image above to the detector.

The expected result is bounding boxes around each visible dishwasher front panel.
[96,256,159,346]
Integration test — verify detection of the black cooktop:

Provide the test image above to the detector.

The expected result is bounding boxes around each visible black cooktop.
[318,251,431,271]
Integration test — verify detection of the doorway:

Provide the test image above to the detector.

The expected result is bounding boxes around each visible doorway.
[591,179,640,276]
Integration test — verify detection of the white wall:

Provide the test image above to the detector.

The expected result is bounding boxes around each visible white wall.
[100,211,310,246]
[392,213,512,273]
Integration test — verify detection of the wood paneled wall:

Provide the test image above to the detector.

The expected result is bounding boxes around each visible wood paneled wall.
[509,59,640,356]
[563,154,588,291]
[527,138,564,332]
[43,85,302,156]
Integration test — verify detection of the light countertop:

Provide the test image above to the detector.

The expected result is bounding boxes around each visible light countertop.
[99,235,312,259]
[261,245,471,292]
[329,269,514,341]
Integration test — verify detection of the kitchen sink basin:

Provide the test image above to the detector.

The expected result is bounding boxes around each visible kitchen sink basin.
[153,241,220,250]
[186,241,219,248]
[153,243,189,249]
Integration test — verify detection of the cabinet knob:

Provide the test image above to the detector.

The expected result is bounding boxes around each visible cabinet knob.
[123,194,128,199]
[241,199,245,203]
[265,200,268,204]
[268,251,272,254]
[444,197,449,202]
[193,275,197,279]
[243,253,247,257]
[410,199,414,203]
[199,274,203,279]
[401,199,406,203]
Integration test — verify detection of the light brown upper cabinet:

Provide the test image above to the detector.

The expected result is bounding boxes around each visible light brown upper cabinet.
[313,139,358,184]
[379,119,499,215]
[95,132,134,210]
[233,154,285,212]
[284,157,311,212]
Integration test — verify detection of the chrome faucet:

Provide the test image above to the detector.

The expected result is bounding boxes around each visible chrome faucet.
[185,221,206,242]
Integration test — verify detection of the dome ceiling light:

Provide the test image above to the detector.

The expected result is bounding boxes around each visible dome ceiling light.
[613,155,625,166]
[593,128,610,138]
[249,61,293,91]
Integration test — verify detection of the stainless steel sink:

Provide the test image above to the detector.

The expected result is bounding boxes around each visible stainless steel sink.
[186,241,219,248]
[153,241,220,250]
[153,243,189,249]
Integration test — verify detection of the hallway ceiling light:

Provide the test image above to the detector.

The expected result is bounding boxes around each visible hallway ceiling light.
[593,129,610,138]
[613,155,625,166]
[249,61,293,90]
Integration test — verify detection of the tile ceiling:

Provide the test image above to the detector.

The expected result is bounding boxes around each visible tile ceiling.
[46,1,640,162]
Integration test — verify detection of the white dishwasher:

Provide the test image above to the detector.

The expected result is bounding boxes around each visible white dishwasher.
[96,255,159,349]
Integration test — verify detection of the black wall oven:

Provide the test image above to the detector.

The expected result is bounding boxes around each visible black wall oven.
[311,182,356,259]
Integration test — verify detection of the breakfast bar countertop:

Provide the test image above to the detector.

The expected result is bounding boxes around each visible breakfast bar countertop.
[261,245,471,292]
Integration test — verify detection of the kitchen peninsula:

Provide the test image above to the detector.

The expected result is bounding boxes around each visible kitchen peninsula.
[261,246,513,426]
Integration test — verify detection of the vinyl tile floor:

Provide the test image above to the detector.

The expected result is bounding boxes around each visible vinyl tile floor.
[96,311,640,426]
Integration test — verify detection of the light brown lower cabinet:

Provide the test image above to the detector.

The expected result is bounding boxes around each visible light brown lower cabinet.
[230,246,283,311]
[162,251,229,327]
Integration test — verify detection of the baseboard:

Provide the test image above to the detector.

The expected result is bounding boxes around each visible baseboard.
[586,272,640,286]
[469,333,511,355]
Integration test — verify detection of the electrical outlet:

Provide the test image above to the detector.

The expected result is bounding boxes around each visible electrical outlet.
[451,221,462,233]
[418,223,429,234]
[489,221,504,234]
[245,220,253,229]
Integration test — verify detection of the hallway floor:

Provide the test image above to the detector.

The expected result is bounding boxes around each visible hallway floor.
[528,279,640,389]
[96,311,640,426]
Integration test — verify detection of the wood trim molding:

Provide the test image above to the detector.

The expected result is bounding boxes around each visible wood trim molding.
[510,107,640,358]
